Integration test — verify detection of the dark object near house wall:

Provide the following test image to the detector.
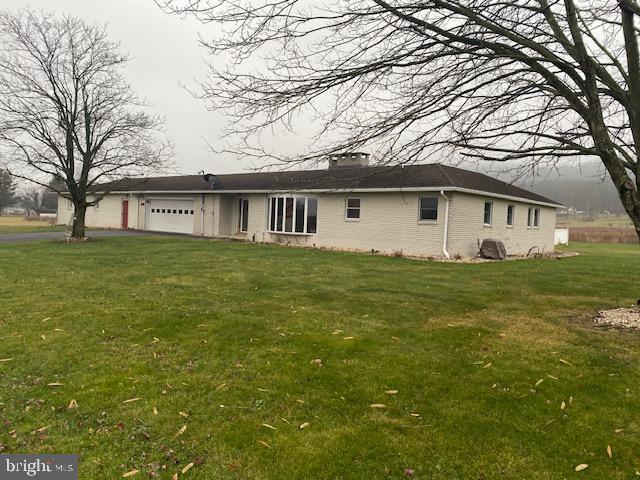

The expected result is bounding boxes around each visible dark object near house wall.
[479,239,507,260]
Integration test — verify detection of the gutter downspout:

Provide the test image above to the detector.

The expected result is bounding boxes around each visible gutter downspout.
[440,190,451,259]
[201,194,205,236]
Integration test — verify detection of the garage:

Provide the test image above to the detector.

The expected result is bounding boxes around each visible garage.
[145,198,196,234]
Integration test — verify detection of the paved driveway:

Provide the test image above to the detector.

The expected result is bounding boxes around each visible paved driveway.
[0,230,152,243]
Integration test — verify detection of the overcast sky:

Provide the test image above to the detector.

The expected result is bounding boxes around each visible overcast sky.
[2,0,262,174]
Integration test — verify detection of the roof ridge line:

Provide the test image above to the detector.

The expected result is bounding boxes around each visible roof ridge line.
[437,163,456,187]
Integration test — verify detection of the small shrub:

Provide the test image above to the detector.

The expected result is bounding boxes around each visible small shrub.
[393,249,404,258]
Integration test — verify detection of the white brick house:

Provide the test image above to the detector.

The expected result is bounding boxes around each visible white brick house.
[57,155,560,258]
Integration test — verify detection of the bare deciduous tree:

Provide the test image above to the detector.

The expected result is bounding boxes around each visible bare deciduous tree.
[0,10,171,239]
[157,0,640,239]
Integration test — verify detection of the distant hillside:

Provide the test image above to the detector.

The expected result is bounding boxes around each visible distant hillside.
[468,160,626,214]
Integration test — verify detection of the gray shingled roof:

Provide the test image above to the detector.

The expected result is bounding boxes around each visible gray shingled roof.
[94,164,559,205]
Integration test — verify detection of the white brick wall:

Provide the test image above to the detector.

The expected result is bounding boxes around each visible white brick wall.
[447,193,556,256]
[57,194,134,229]
[265,192,446,256]
[57,190,556,257]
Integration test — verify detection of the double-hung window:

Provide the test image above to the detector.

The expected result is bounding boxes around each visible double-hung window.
[419,197,438,221]
[533,208,540,228]
[268,196,318,234]
[506,205,514,227]
[483,201,493,226]
[527,207,533,228]
[345,197,361,220]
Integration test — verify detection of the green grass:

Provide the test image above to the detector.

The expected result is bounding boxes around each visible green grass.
[0,216,65,234]
[1,238,640,479]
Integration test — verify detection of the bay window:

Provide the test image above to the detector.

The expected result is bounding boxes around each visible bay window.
[268,196,318,234]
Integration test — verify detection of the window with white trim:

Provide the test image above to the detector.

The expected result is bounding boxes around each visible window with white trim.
[533,208,540,228]
[419,197,438,221]
[506,205,514,226]
[483,201,493,225]
[268,196,317,234]
[237,197,249,232]
[527,207,533,228]
[345,197,360,220]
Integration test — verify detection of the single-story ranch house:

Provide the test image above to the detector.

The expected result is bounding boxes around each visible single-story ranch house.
[57,154,561,257]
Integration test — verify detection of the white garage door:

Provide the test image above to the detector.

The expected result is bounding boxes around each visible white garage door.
[146,198,196,234]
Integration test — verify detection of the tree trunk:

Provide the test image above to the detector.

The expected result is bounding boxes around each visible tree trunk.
[71,204,87,240]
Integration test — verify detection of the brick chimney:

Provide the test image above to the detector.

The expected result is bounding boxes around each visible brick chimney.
[327,152,370,169]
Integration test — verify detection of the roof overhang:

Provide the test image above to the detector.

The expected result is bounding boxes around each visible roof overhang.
[90,186,562,208]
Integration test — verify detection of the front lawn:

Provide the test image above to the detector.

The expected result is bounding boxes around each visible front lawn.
[0,239,639,479]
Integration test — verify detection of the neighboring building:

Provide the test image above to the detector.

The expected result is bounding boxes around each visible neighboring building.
[57,154,561,257]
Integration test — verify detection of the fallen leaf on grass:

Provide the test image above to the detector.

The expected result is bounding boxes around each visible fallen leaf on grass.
[547,375,558,380]
[299,422,310,429]
[123,398,140,404]
[370,404,386,409]
[483,363,492,369]
[574,464,588,472]
[153,407,158,415]
[68,399,78,409]
[607,445,612,458]
[181,462,194,474]
[261,423,277,430]
[173,425,187,438]
[54,328,64,333]
[122,469,139,477]
[258,440,272,448]
[0,358,13,363]
[614,428,624,433]
[172,474,178,480]
[561,401,566,410]
[332,330,343,335]
[535,379,544,387]
[559,359,573,366]
[410,413,420,417]
[179,411,189,418]
[343,336,354,340]
[385,390,398,395]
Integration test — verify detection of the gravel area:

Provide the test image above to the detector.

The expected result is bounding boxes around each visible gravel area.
[594,306,640,329]
[431,251,580,263]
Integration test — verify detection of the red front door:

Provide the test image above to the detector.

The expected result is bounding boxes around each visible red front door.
[121,200,129,229]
